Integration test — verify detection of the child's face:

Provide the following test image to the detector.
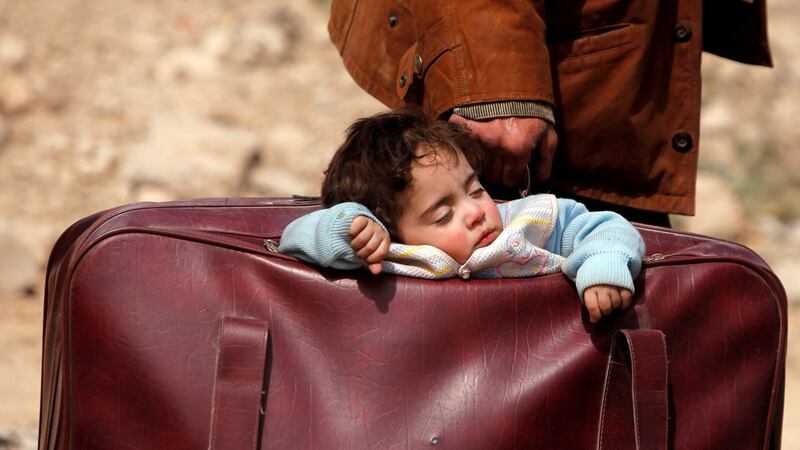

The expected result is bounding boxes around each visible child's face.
[395,148,503,264]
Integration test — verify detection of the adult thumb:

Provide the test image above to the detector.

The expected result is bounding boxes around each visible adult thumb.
[531,128,558,183]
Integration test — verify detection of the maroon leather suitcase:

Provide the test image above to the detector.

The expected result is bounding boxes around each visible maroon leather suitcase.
[39,197,786,449]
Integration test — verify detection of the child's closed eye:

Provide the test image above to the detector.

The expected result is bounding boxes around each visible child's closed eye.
[434,209,453,225]
[469,187,486,198]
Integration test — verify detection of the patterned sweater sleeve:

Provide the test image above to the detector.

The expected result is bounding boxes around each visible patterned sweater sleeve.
[544,199,646,296]
[278,202,386,270]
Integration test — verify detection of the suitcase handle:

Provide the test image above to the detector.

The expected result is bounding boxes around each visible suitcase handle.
[597,329,668,450]
[208,317,270,450]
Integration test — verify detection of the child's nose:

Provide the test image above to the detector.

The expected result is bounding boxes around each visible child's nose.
[465,201,485,228]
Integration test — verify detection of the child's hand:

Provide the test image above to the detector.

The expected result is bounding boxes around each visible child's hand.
[583,285,633,324]
[348,216,390,275]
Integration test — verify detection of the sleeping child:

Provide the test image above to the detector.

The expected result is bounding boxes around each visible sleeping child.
[279,108,646,323]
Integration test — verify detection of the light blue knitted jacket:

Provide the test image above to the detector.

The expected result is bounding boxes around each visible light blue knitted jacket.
[278,196,646,296]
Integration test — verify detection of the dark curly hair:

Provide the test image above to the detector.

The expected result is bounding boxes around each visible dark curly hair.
[322,107,483,239]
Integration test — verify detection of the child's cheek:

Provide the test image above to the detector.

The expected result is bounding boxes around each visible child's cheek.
[487,205,503,228]
[439,226,471,262]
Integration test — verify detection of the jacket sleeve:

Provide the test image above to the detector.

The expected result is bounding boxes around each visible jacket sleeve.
[544,199,646,296]
[278,202,386,270]
[329,0,554,118]
[423,0,553,116]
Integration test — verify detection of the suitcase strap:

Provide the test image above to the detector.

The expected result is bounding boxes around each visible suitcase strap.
[209,317,269,450]
[597,329,668,450]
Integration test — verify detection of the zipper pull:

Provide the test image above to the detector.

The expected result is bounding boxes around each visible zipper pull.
[643,253,666,262]
[263,239,280,253]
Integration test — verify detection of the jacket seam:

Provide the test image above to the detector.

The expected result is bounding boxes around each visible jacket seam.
[334,0,360,53]
[441,0,465,100]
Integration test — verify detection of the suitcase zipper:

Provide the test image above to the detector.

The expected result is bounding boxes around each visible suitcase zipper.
[263,239,280,253]
[261,244,678,262]
[643,253,666,262]
[86,228,783,292]
[643,252,698,263]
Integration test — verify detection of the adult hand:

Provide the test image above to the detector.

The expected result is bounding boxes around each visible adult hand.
[449,115,557,197]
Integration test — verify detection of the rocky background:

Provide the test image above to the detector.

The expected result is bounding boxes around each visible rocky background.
[0,0,797,448]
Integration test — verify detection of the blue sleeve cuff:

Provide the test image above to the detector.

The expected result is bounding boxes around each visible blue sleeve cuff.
[279,202,385,269]
[554,199,645,298]
[574,253,637,298]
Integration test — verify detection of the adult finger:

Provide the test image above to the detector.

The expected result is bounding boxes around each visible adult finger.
[450,115,502,147]
[448,113,470,127]
[496,118,549,190]
[531,127,558,183]
[500,153,532,192]
[450,114,503,185]
[482,149,503,186]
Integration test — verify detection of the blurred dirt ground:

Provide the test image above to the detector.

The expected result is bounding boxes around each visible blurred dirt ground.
[0,0,797,448]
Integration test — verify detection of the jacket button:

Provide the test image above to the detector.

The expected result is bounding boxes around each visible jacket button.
[673,22,692,43]
[672,132,693,152]
[413,54,423,77]
[399,74,407,88]
[388,13,399,28]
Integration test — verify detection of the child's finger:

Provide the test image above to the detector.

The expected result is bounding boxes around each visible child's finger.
[584,291,602,323]
[356,232,384,259]
[589,304,602,323]
[620,289,633,309]
[351,221,382,251]
[348,216,369,238]
[609,289,622,309]
[367,262,383,275]
[349,228,372,252]
[598,292,613,315]
[364,236,390,264]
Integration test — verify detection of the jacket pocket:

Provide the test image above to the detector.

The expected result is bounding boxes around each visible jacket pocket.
[548,24,635,63]
[548,20,666,192]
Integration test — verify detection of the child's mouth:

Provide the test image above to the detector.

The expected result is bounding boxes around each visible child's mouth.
[476,229,497,248]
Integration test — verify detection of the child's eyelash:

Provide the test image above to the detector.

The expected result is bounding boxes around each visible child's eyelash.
[435,210,453,224]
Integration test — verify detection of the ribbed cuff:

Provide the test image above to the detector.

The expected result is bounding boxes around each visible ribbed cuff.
[316,203,384,267]
[574,254,636,298]
[452,100,555,125]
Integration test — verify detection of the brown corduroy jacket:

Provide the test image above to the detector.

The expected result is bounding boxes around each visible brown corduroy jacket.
[329,0,771,214]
